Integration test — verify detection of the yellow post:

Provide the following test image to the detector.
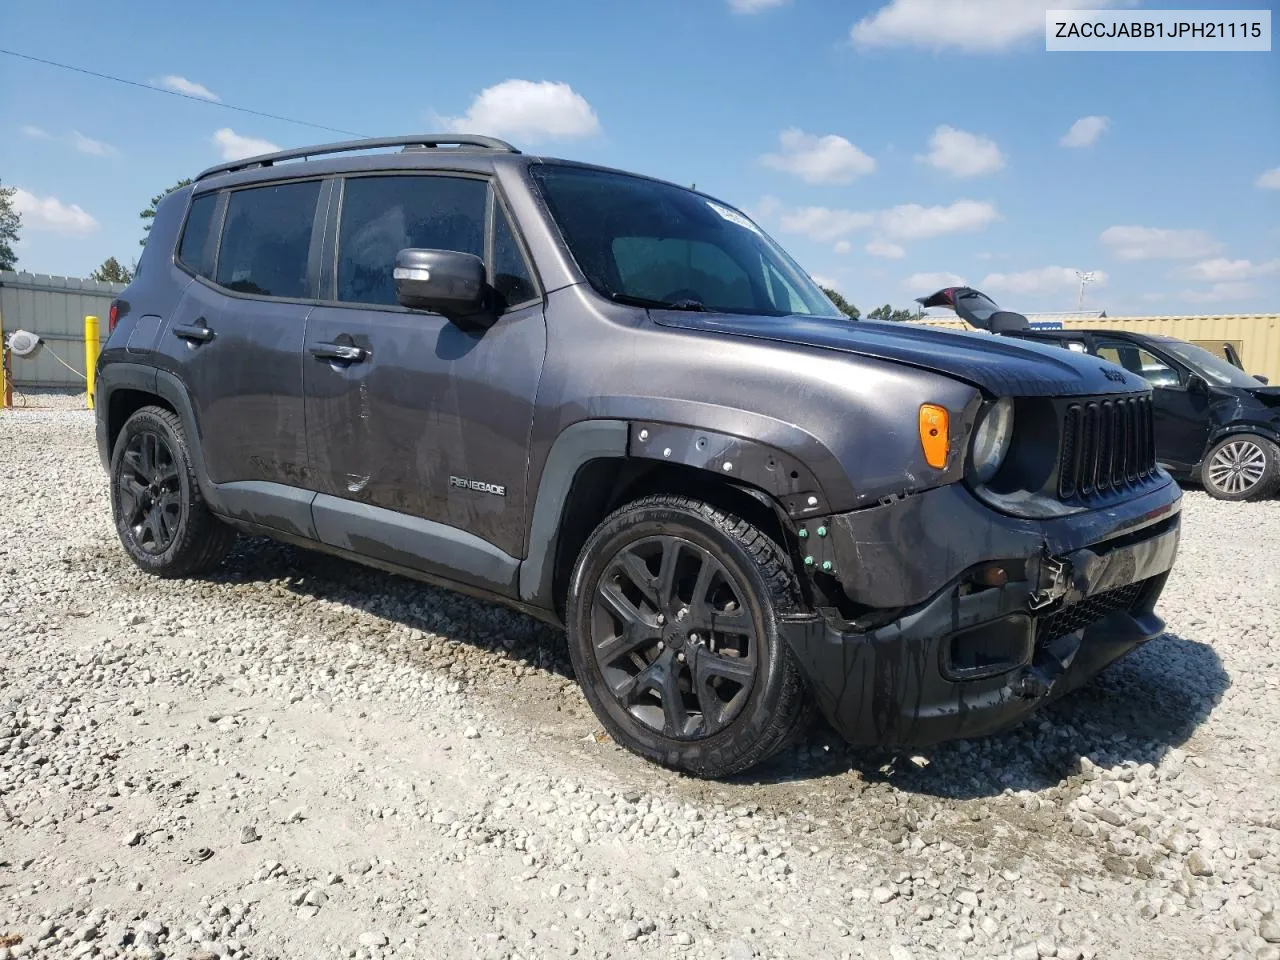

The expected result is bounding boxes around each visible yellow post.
[84,315,101,410]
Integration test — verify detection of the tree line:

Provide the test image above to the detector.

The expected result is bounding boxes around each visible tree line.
[0,176,190,283]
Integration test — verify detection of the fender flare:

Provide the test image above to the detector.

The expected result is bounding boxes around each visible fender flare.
[517,419,834,612]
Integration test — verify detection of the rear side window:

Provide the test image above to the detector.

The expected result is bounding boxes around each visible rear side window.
[177,193,218,278]
[337,175,487,306]
[215,181,321,299]
[491,204,537,308]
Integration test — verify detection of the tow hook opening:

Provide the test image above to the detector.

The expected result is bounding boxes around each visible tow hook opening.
[1011,669,1050,701]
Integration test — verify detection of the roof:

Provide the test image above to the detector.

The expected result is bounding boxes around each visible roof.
[190,133,728,208]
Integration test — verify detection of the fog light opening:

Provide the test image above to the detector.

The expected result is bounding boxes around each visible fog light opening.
[974,563,1009,587]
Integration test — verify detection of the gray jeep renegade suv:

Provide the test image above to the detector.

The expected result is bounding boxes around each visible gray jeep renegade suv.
[96,135,1182,777]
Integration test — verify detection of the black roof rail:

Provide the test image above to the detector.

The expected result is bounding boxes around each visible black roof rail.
[194,134,521,181]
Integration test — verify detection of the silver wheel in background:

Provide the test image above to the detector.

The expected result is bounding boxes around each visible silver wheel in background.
[1207,439,1267,496]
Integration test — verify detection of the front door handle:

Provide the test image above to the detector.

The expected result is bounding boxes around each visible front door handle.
[172,321,214,344]
[310,342,368,363]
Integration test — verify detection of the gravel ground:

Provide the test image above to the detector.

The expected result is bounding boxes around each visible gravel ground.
[1,408,1278,960]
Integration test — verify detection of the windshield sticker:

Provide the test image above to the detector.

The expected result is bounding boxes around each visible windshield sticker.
[707,200,762,234]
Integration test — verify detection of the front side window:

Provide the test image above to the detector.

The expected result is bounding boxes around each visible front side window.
[215,181,321,299]
[530,164,842,318]
[178,193,218,278]
[337,175,487,306]
[1096,340,1181,389]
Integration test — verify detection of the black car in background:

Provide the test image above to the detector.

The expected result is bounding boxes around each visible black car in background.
[921,286,1280,501]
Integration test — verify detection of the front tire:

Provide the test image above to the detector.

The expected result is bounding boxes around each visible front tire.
[110,406,235,577]
[1201,434,1280,501]
[566,494,811,777]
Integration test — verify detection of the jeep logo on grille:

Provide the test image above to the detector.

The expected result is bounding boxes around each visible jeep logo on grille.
[1102,368,1127,384]
[450,475,506,497]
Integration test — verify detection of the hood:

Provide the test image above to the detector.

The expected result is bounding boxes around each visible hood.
[651,311,1148,398]
[1246,385,1280,409]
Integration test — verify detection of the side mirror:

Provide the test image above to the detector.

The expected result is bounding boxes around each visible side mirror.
[394,248,491,325]
[1255,374,1270,384]
[1186,373,1209,394]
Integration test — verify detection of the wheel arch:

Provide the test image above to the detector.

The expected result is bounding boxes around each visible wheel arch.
[519,420,817,621]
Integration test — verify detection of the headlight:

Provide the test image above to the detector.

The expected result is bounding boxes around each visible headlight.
[970,397,1014,483]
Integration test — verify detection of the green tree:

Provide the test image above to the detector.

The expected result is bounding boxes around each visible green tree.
[820,286,860,320]
[867,303,926,323]
[90,256,134,284]
[0,178,21,272]
[139,177,193,246]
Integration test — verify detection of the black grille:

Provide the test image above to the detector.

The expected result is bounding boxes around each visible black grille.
[1058,397,1156,499]
[1034,579,1150,645]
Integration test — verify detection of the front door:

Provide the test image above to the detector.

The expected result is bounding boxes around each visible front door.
[159,180,324,489]
[302,173,545,591]
[1093,337,1211,469]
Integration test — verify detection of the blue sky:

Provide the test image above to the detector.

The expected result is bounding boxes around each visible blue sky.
[3,0,1278,316]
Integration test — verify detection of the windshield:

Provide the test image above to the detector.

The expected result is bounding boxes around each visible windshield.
[530,164,843,318]
[1159,339,1263,388]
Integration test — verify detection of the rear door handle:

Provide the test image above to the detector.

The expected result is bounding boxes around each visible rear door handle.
[310,342,368,363]
[172,321,214,343]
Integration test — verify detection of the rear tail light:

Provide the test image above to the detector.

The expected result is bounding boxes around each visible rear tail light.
[108,300,120,333]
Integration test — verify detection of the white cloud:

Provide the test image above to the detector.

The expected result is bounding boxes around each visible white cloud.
[155,74,219,101]
[212,128,280,161]
[1181,282,1258,303]
[905,271,968,291]
[72,131,116,156]
[1100,225,1222,261]
[1257,167,1280,190]
[1185,258,1280,282]
[443,80,600,142]
[21,125,50,139]
[833,240,853,254]
[779,206,876,243]
[729,0,787,11]
[878,199,1000,240]
[1060,115,1110,148]
[760,129,875,184]
[810,273,840,290]
[11,188,99,235]
[776,199,998,245]
[851,0,1132,52]
[980,265,1107,295]
[921,125,1005,178]
[866,239,906,259]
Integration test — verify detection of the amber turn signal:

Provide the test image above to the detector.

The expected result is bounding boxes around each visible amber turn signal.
[918,404,950,469]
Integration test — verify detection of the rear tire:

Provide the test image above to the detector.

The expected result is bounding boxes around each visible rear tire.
[110,406,235,577]
[1201,434,1280,501]
[566,494,812,778]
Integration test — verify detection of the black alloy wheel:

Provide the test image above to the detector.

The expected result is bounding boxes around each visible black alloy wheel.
[118,430,182,554]
[591,534,758,740]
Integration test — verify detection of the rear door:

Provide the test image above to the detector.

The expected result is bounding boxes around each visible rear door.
[302,172,546,592]
[158,179,326,531]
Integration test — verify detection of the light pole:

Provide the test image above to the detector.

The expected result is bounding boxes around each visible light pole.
[1075,271,1097,311]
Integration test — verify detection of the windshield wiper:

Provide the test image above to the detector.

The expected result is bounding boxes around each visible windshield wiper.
[608,292,707,312]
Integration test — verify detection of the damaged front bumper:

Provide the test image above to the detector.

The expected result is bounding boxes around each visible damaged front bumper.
[779,478,1182,748]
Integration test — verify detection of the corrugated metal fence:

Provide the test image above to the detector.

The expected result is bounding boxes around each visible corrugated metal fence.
[910,313,1280,384]
[0,271,126,390]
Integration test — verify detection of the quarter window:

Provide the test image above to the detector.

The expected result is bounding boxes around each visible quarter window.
[337,175,487,306]
[491,204,537,307]
[215,181,321,299]
[177,193,219,278]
